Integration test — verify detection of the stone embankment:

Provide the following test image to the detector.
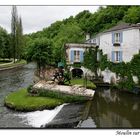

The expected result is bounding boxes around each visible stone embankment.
[33,81,95,99]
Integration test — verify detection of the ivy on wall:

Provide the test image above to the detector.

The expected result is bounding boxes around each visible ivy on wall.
[84,48,140,91]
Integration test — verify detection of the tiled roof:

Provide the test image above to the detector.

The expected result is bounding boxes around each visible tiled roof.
[103,22,140,33]
[84,22,140,42]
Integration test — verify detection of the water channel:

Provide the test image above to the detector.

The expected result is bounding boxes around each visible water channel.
[0,63,140,128]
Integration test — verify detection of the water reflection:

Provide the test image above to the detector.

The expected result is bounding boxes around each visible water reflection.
[88,88,140,128]
[77,117,96,128]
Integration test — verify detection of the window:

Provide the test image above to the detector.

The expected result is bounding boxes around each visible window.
[112,51,122,62]
[115,51,119,61]
[114,33,121,43]
[74,50,80,62]
[115,51,122,62]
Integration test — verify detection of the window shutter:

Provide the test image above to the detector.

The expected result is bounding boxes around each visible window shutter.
[111,51,115,62]
[120,32,123,43]
[120,51,123,62]
[70,50,74,62]
[80,51,84,62]
[112,32,114,44]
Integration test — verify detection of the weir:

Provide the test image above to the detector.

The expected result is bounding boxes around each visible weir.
[16,104,66,128]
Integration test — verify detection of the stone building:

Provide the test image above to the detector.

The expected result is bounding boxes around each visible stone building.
[64,43,96,78]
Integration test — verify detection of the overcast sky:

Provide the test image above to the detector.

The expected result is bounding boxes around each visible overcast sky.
[0,6,99,34]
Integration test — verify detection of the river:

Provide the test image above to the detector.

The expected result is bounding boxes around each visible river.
[0,63,36,127]
[0,63,140,128]
[88,87,140,128]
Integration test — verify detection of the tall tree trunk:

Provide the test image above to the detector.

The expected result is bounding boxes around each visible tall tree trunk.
[11,6,23,62]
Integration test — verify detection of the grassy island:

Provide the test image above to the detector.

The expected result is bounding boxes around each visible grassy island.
[4,89,64,111]
[4,88,87,112]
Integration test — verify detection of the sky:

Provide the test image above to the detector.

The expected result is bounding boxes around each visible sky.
[0,6,99,34]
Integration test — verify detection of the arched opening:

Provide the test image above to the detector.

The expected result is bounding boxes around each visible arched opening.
[71,68,83,78]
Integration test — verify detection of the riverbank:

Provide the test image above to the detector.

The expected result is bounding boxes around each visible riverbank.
[0,60,26,71]
[0,59,12,64]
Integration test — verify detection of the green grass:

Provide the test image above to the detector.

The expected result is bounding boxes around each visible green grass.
[4,88,87,112]
[4,88,64,111]
[66,78,96,89]
[0,60,26,69]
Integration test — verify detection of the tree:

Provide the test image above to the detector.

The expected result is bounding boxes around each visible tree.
[123,6,140,23]
[11,6,18,63]
[98,50,110,71]
[27,38,52,78]
[83,47,99,79]
[11,6,24,62]
[110,62,135,90]
[130,52,140,84]
[52,22,84,65]
[16,17,24,60]
[75,10,92,33]
[0,27,11,59]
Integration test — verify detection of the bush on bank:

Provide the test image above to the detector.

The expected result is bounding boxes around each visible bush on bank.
[31,88,88,103]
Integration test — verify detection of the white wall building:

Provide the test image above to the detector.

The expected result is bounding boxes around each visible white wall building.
[65,22,140,83]
[86,22,140,63]
[86,22,140,83]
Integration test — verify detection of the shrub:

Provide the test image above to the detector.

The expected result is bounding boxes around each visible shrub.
[27,85,33,93]
[34,88,88,103]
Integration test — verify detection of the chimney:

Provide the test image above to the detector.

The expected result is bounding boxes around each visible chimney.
[85,33,90,41]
